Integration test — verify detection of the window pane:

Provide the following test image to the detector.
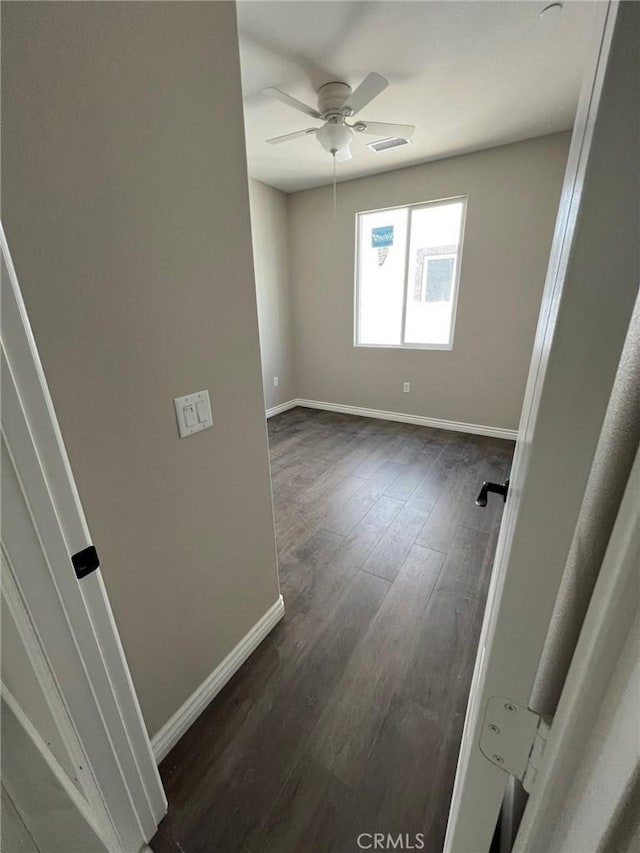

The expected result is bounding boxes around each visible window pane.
[404,201,464,346]
[357,207,408,345]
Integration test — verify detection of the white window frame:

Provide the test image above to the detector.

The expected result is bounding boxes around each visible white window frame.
[354,195,468,351]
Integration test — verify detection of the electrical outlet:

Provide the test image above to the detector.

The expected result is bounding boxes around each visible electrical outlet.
[273,376,279,388]
[403,382,411,393]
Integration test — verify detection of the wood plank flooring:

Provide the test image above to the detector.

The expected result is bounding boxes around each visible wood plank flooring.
[151,407,513,853]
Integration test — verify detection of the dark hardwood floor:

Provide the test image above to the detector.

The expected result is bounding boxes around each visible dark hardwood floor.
[151,407,513,853]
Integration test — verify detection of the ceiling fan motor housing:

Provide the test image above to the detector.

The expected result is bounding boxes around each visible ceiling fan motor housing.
[317,81,353,117]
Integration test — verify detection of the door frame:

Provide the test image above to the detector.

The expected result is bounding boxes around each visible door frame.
[444,0,639,848]
[1,224,167,851]
[515,445,640,850]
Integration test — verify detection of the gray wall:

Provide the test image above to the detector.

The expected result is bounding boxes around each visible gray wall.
[249,179,296,409]
[288,133,570,431]
[2,1,280,737]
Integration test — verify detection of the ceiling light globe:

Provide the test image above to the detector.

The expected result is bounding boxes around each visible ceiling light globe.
[317,123,353,154]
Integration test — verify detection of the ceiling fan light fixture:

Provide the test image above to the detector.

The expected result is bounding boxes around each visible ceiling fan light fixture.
[316,122,353,155]
[262,73,414,167]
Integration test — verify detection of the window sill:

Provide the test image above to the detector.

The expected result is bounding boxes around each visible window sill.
[354,342,454,351]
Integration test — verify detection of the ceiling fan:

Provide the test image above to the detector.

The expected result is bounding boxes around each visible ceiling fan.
[262,73,415,162]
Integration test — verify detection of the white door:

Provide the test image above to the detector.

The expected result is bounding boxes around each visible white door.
[1,226,167,852]
[445,1,639,849]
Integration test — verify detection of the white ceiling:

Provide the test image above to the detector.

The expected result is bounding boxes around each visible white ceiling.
[236,0,598,193]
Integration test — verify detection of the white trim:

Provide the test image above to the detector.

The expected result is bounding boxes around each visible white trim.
[2,355,146,850]
[2,223,166,827]
[151,596,285,763]
[515,446,640,850]
[1,225,167,849]
[266,399,299,419]
[1,685,108,852]
[1,548,113,837]
[352,342,454,351]
[293,398,517,440]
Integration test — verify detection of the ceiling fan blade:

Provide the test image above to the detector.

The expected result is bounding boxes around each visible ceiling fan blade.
[352,121,415,138]
[266,127,318,145]
[343,73,388,116]
[335,146,352,163]
[262,87,321,119]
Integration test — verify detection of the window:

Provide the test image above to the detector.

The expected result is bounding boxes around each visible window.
[355,197,467,349]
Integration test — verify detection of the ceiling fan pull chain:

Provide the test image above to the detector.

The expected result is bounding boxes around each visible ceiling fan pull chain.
[332,154,337,221]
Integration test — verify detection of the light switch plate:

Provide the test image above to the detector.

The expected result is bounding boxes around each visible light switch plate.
[174,389,213,438]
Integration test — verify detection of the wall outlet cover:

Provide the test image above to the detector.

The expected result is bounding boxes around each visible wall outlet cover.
[403,382,411,393]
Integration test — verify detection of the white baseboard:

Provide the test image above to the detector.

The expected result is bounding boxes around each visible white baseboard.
[266,399,298,418]
[294,398,518,441]
[264,398,517,439]
[151,596,284,763]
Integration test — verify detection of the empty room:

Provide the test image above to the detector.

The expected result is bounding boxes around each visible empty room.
[1,2,638,853]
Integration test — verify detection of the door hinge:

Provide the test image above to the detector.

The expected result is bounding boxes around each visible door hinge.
[479,696,551,793]
[71,545,100,580]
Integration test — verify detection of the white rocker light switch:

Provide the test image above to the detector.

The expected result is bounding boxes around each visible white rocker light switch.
[174,390,213,438]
